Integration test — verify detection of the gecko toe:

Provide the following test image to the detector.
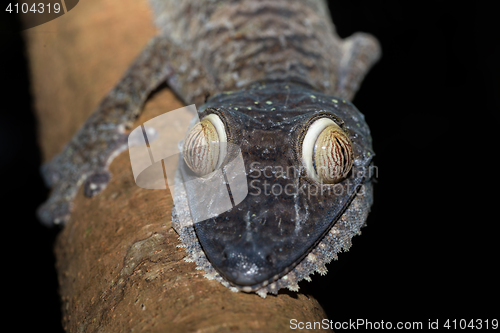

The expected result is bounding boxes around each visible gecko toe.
[40,161,61,187]
[37,200,71,227]
[84,171,111,197]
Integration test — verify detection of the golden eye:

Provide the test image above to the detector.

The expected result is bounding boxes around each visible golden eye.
[302,118,353,184]
[183,114,227,176]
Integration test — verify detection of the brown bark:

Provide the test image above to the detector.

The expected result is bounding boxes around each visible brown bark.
[24,0,330,331]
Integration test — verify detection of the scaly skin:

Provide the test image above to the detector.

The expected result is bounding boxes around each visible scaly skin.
[38,0,380,297]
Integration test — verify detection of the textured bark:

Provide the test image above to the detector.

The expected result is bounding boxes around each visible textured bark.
[24,0,330,331]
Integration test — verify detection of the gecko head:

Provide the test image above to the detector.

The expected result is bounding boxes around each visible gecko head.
[180,81,374,291]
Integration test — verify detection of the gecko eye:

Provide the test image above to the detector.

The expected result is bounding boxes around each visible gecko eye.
[301,118,353,184]
[183,114,227,176]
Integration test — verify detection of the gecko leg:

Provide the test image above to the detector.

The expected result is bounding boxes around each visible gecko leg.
[38,35,177,226]
[336,32,382,101]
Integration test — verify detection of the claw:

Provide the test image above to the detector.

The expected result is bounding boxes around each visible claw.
[84,171,111,197]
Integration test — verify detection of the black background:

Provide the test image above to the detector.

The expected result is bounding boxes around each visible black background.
[1,1,498,331]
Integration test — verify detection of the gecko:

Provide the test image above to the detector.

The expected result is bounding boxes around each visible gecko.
[38,0,381,297]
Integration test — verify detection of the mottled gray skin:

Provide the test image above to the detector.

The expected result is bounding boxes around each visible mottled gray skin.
[38,0,380,296]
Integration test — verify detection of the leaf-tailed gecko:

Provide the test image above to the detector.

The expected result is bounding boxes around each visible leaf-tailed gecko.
[38,0,380,297]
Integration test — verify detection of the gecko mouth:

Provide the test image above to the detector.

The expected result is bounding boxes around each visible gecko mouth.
[219,254,301,293]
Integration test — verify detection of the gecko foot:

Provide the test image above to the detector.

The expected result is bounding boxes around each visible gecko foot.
[37,195,72,227]
[38,134,128,226]
[40,160,60,188]
[37,35,178,227]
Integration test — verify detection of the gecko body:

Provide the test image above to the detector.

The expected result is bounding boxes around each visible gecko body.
[39,0,380,297]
